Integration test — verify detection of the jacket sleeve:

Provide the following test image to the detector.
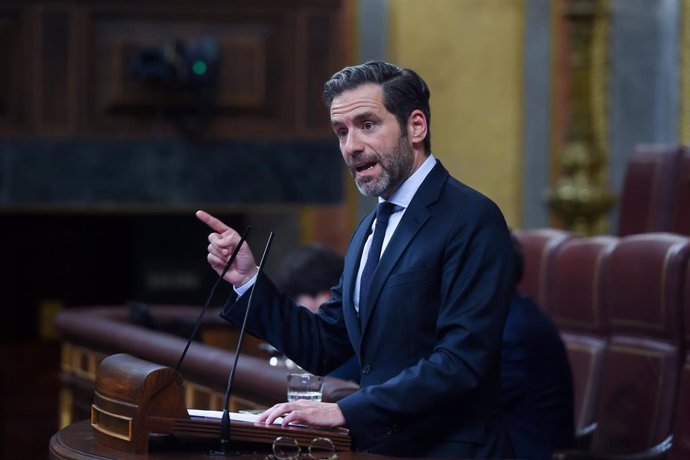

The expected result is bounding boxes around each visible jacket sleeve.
[219,272,355,375]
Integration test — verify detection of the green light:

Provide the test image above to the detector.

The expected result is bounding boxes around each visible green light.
[192,60,207,76]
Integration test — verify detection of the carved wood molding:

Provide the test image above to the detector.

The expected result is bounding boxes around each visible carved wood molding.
[0,0,348,139]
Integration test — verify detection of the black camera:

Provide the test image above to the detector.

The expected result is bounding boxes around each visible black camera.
[129,37,219,89]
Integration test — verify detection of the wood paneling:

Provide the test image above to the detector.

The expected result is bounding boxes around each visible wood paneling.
[35,6,77,134]
[0,6,26,133]
[303,11,341,132]
[2,0,347,139]
[86,7,292,137]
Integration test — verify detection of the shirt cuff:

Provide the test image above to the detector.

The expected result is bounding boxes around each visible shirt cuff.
[233,269,259,297]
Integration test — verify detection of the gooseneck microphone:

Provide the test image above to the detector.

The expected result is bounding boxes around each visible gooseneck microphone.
[175,226,252,372]
[210,231,274,457]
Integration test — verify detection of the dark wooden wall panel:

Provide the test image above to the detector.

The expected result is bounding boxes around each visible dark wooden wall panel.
[36,6,76,133]
[1,0,347,139]
[0,0,352,210]
[86,8,295,137]
[304,11,339,131]
[0,7,25,132]
[221,39,268,108]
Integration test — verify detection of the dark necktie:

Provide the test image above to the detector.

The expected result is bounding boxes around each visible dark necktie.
[359,201,399,317]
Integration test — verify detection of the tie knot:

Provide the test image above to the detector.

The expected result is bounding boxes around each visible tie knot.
[375,202,400,226]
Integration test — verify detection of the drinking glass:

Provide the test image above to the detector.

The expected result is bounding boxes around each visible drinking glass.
[286,372,323,402]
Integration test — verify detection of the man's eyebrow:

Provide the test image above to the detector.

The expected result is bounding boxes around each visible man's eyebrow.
[331,111,379,127]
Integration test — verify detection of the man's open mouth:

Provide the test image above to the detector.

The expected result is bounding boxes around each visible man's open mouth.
[355,161,377,173]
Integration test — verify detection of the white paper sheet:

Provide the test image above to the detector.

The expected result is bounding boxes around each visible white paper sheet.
[188,409,284,425]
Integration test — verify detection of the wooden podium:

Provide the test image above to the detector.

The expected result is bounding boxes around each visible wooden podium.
[89,353,350,455]
[51,420,383,460]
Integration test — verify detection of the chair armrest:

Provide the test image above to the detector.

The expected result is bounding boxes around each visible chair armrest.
[322,376,359,402]
[553,450,598,460]
[552,435,672,460]
[575,422,598,450]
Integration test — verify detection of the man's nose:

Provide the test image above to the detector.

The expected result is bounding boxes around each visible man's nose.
[342,131,364,156]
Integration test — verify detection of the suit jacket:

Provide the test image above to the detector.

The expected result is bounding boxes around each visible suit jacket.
[501,292,575,459]
[328,355,360,383]
[221,161,514,458]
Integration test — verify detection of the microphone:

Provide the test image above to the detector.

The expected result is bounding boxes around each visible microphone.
[210,231,274,457]
[175,226,252,372]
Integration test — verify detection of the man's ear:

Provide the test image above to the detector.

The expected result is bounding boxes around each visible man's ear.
[407,109,428,145]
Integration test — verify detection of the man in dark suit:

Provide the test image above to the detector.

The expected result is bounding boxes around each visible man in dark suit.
[197,61,514,458]
[501,236,575,459]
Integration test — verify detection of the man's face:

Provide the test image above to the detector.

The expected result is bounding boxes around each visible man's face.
[330,84,418,199]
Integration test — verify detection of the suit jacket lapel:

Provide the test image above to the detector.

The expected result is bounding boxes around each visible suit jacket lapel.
[343,212,376,347]
[359,162,449,337]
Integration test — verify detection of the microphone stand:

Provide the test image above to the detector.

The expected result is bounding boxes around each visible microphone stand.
[175,226,252,373]
[209,231,274,457]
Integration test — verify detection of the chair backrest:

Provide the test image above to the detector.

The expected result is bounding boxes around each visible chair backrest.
[546,236,617,336]
[669,353,690,460]
[670,147,690,236]
[670,258,690,459]
[605,234,689,346]
[590,234,690,454]
[593,337,678,454]
[545,235,617,433]
[617,144,683,236]
[513,228,571,311]
[559,332,607,432]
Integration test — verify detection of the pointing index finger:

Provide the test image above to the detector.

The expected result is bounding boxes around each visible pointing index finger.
[196,210,230,234]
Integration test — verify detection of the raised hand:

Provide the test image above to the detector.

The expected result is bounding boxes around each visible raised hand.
[196,210,258,287]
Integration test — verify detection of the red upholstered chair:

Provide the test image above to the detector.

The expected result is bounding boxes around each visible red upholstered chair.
[547,236,617,337]
[668,257,690,459]
[617,145,684,236]
[546,236,617,438]
[555,234,690,459]
[559,332,608,442]
[603,234,688,350]
[685,254,690,355]
[587,234,689,456]
[513,228,571,312]
[669,353,690,460]
[670,148,690,236]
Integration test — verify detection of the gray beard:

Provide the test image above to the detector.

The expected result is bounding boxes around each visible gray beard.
[352,137,415,198]
[354,169,393,197]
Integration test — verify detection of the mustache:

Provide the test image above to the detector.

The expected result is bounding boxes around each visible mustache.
[347,152,379,168]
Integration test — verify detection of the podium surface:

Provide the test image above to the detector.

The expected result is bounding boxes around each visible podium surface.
[50,420,395,460]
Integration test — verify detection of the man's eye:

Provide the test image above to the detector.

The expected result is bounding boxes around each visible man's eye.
[336,129,347,138]
[363,121,375,130]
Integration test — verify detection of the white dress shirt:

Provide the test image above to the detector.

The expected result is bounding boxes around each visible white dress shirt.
[353,154,437,313]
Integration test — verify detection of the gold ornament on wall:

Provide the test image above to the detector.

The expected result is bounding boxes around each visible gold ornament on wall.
[545,0,615,235]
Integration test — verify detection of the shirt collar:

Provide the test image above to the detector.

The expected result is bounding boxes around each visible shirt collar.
[380,154,437,209]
